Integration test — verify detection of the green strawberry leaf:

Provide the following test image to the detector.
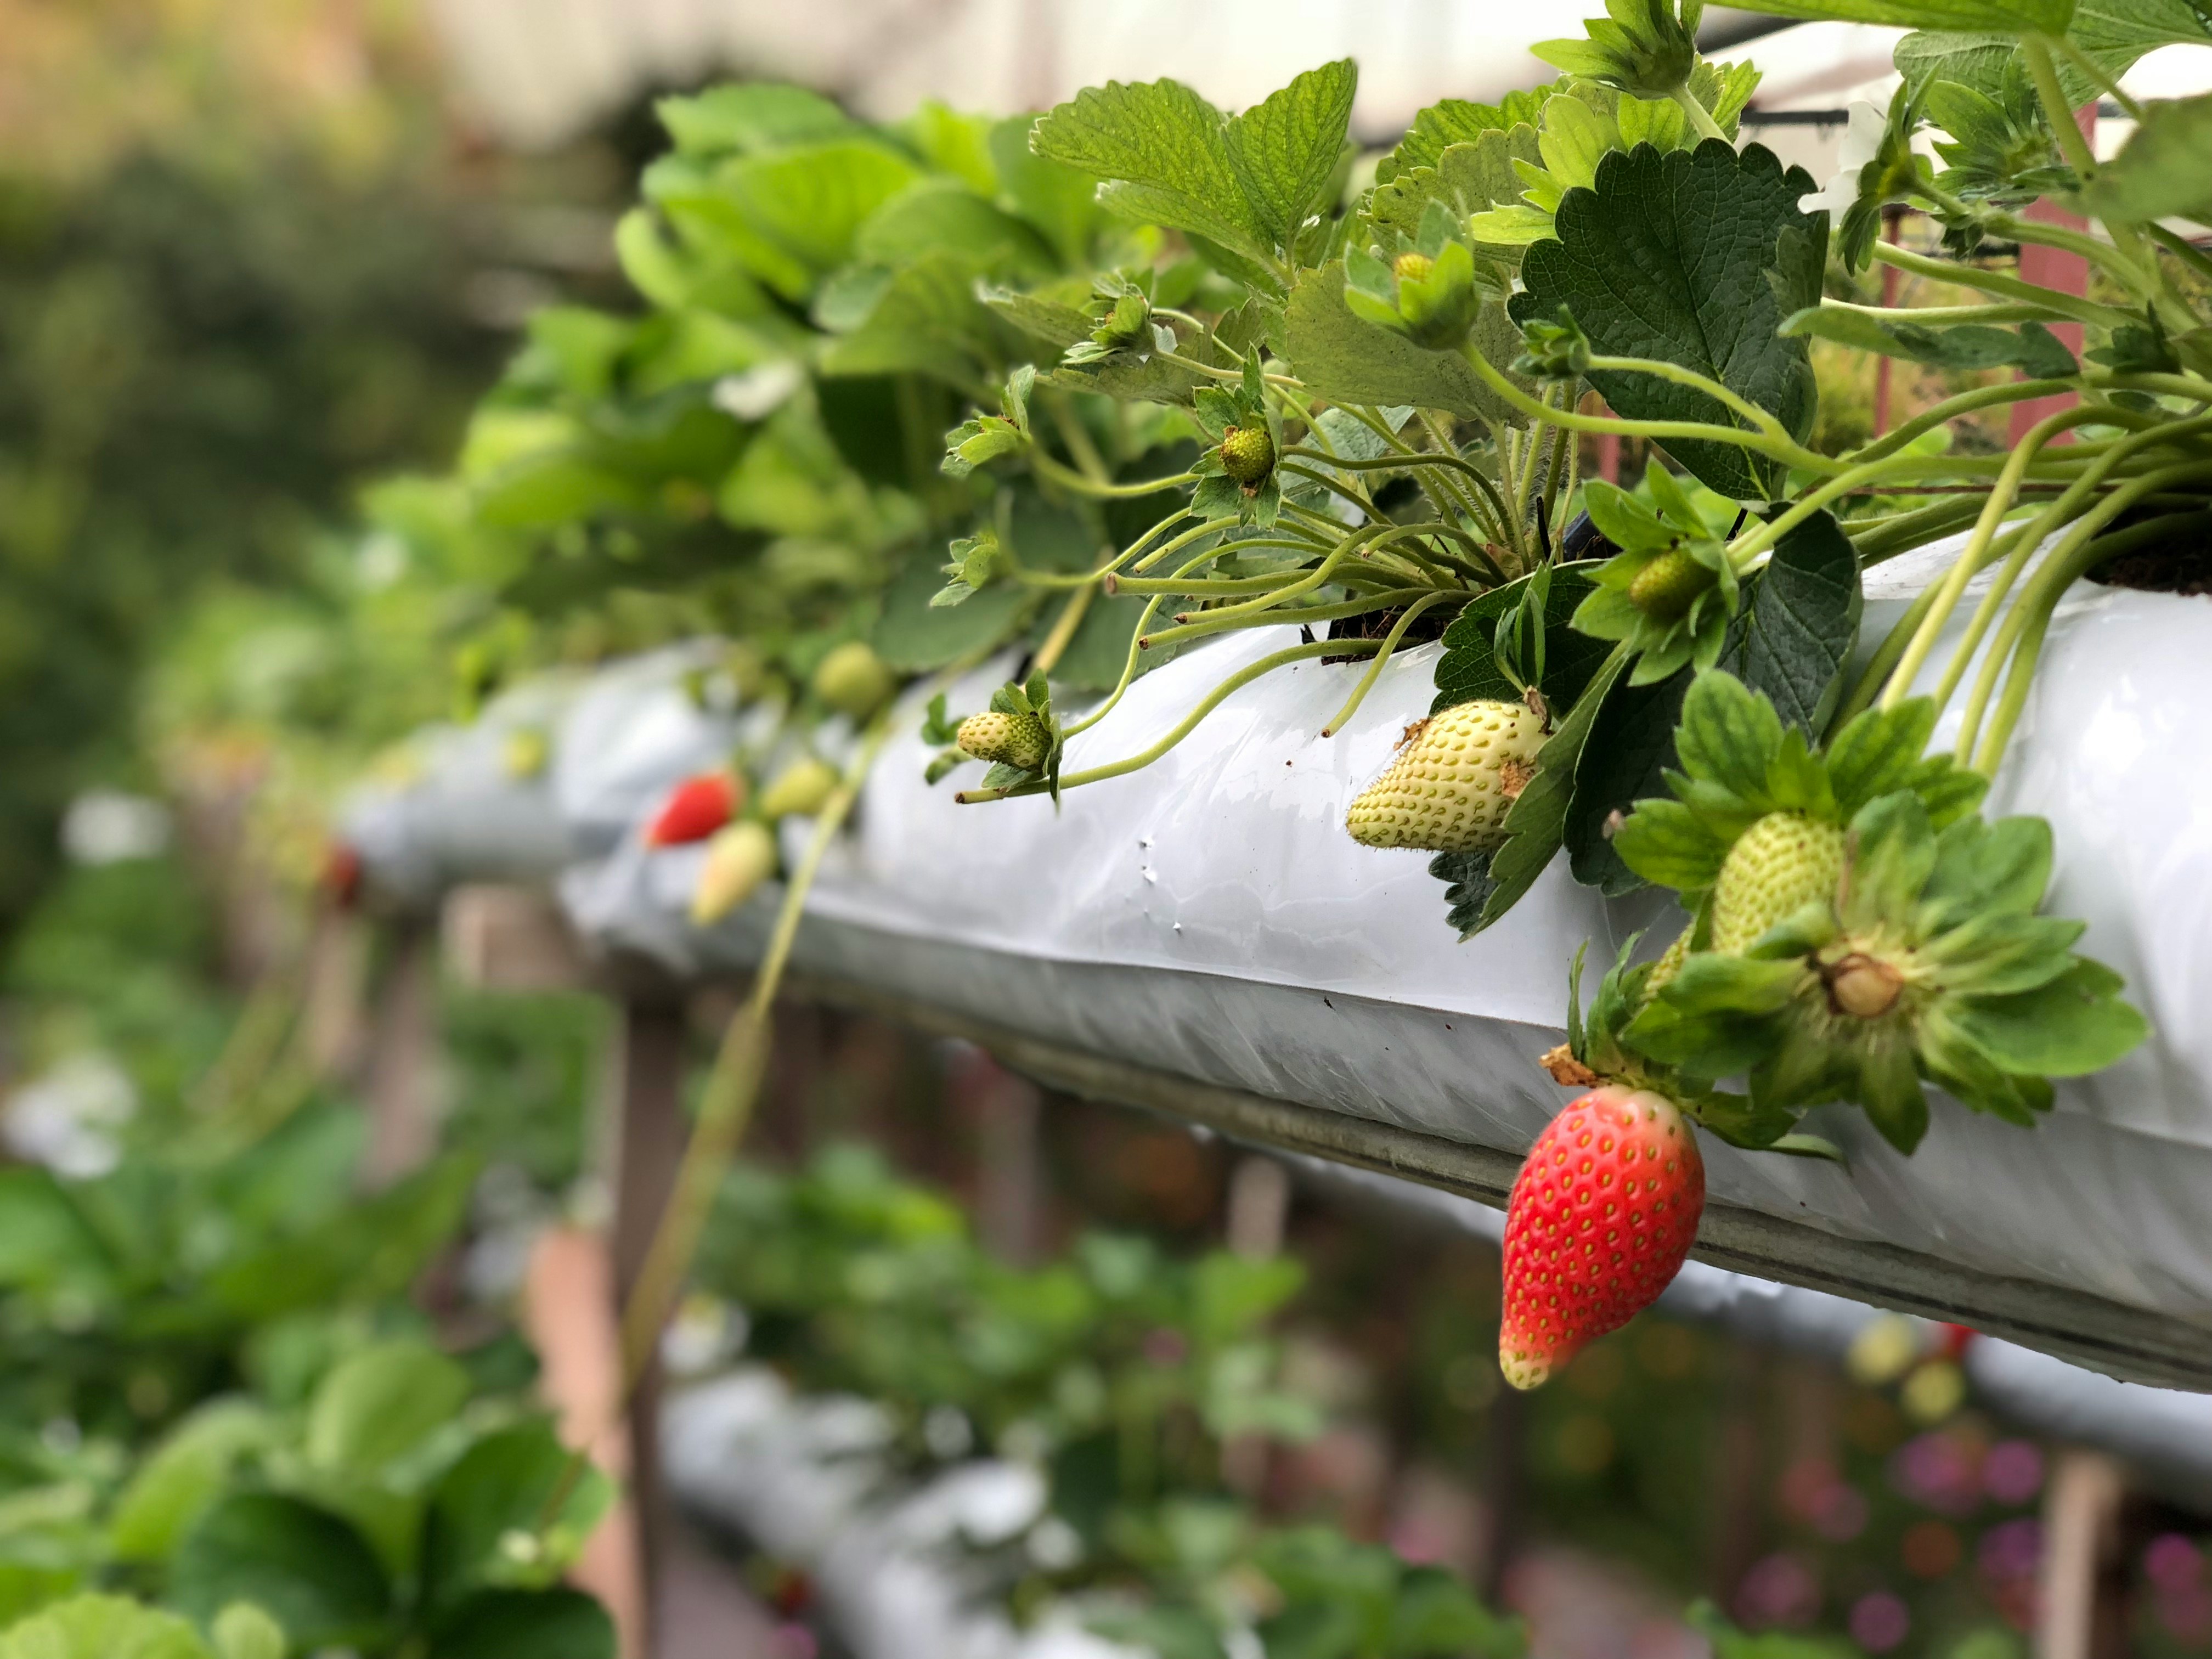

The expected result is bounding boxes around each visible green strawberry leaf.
[1430,565,1605,712]
[1029,79,1273,271]
[1430,849,1502,941]
[1731,509,1865,737]
[1222,60,1359,252]
[1510,141,1824,500]
[1839,792,1940,930]
[1739,1,2072,27]
[1610,796,1725,893]
[1565,664,1692,894]
[1673,670,1785,806]
[2085,92,2212,224]
[1627,953,1803,1077]
[1284,264,1533,425]
[1781,307,2081,378]
[1919,812,2052,929]
[1946,958,2152,1076]
[1469,642,1632,934]
[1917,911,2085,994]
[1375,86,1562,184]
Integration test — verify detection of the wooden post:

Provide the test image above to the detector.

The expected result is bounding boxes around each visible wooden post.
[608,997,689,1651]
[1221,1154,1294,1495]
[2039,1449,2129,1659]
[1874,207,1905,437]
[2012,106,2097,445]
[363,918,440,1187]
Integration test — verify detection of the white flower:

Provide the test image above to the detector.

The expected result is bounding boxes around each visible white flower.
[1799,100,1890,216]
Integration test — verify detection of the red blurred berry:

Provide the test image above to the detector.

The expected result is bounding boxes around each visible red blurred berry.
[645,771,740,847]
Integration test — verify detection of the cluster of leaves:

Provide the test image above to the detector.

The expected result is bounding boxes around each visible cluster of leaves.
[696,1146,1534,1656]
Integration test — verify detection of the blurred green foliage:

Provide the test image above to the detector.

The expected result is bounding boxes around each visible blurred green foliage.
[0,151,504,938]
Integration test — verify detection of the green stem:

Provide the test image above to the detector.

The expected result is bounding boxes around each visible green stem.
[1031,450,1198,499]
[1848,495,1995,565]
[1320,592,1454,736]
[1132,516,1244,574]
[958,637,1384,803]
[1455,338,1844,477]
[1869,241,2137,332]
[1975,507,2212,772]
[1878,403,2106,712]
[1927,411,2212,714]
[617,717,891,1388]
[1958,459,2212,768]
[1583,354,1797,446]
[1062,545,1230,740]
[1670,84,1729,145]
[1140,590,1430,654]
[1814,299,2085,327]
[1278,460,1395,521]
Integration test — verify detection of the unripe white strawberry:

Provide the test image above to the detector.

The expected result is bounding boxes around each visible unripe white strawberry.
[758,757,839,820]
[1708,810,1846,954]
[955,710,1051,771]
[1639,925,1692,1011]
[690,821,776,926]
[1345,698,1546,855]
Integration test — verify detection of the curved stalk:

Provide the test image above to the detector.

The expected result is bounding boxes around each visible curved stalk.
[1869,241,2137,332]
[1956,459,2212,768]
[1030,449,1197,499]
[1455,340,1848,478]
[617,718,891,1387]
[1141,589,1431,654]
[1582,354,1798,446]
[1320,592,1454,737]
[958,636,1384,803]
[1975,507,2212,772]
[1877,403,2108,711]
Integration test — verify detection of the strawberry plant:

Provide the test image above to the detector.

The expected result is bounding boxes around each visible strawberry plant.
[348,0,2212,1400]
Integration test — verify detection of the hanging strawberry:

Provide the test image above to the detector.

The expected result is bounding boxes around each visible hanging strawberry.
[644,771,740,848]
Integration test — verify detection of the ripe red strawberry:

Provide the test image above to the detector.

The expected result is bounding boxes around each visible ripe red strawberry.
[1499,1086,1705,1390]
[644,771,740,848]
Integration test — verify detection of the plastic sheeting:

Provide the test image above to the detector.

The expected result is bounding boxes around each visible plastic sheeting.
[661,1370,1138,1659]
[573,537,2212,1354]
[344,531,2212,1365]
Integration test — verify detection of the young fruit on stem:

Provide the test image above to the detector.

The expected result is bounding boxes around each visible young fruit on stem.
[1500,1085,1705,1390]
[758,758,839,821]
[691,821,777,925]
[955,709,1052,772]
[812,641,896,721]
[1345,696,1547,855]
[1708,812,1848,955]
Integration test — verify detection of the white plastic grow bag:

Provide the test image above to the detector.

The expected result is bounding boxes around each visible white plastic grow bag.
[661,1370,1138,1659]
[563,537,2212,1378]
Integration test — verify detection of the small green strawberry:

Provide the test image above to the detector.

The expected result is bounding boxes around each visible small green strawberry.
[1616,673,2148,1153]
[758,757,839,820]
[1190,359,1284,528]
[1708,811,1848,955]
[1218,424,1276,490]
[955,709,1051,772]
[1568,469,1739,686]
[1346,697,1547,855]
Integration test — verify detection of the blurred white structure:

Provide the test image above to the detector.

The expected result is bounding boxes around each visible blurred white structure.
[426,0,1762,149]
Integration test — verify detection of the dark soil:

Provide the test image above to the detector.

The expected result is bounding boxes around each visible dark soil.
[2091,541,2212,596]
[1321,603,1454,663]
